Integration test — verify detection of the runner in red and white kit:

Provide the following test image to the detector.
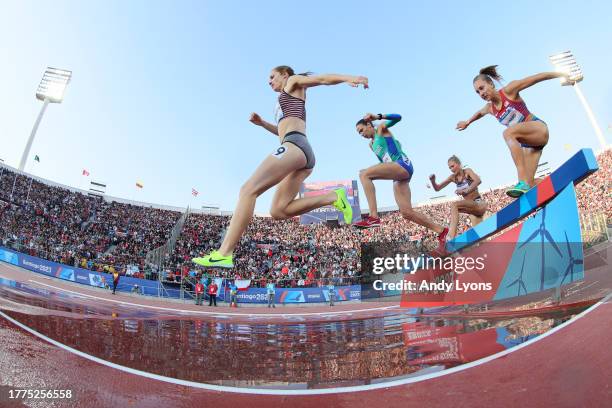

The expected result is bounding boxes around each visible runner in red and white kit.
[456,65,573,198]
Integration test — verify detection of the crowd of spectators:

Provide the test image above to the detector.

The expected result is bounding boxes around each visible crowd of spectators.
[94,201,180,275]
[0,169,178,276]
[1,149,610,287]
[0,171,105,266]
[576,148,612,220]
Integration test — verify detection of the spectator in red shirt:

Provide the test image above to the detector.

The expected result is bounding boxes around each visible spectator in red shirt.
[208,281,218,307]
[195,282,204,305]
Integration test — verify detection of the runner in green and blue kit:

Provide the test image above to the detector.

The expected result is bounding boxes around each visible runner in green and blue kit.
[355,113,448,253]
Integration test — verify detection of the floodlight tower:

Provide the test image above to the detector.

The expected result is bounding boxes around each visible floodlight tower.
[18,67,72,171]
[549,51,607,149]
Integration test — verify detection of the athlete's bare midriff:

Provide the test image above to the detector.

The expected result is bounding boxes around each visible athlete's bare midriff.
[278,117,306,141]
[455,174,482,201]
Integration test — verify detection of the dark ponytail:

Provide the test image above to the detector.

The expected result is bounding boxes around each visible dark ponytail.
[473,65,502,85]
[273,65,312,77]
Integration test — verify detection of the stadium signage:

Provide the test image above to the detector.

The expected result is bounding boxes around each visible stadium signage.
[0,246,364,304]
[21,258,53,274]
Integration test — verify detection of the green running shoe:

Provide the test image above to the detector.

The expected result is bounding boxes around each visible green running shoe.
[333,188,353,225]
[192,250,234,268]
[506,181,530,198]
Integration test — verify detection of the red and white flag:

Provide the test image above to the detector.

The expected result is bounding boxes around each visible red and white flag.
[192,188,199,197]
[82,169,90,176]
[235,279,251,291]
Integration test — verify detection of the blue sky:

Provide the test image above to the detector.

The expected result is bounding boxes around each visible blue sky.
[1,1,610,213]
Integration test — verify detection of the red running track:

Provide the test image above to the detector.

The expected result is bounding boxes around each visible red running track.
[0,298,610,407]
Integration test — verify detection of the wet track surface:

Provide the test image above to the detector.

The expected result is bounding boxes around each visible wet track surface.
[0,280,590,390]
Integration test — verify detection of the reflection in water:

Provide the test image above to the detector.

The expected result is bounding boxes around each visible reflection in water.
[0,283,584,390]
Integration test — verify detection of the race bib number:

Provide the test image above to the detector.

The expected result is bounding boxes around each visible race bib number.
[272,146,287,159]
[499,108,525,127]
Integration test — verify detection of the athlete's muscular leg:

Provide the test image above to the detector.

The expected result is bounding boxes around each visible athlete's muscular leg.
[502,121,548,182]
[218,143,306,256]
[394,180,444,234]
[360,163,410,218]
[269,168,339,220]
[523,147,544,186]
[449,200,487,238]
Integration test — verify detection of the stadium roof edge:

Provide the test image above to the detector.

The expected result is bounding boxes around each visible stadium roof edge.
[0,162,236,216]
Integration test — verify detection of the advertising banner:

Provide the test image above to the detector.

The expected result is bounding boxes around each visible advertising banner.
[0,246,361,304]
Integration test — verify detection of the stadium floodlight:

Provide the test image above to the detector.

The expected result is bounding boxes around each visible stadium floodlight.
[36,67,72,103]
[18,67,72,171]
[549,51,607,149]
[549,51,583,85]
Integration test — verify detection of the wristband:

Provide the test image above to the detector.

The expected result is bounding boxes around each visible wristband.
[377,113,383,120]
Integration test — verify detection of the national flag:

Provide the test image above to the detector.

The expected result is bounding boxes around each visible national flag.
[192,188,199,197]
[82,169,90,176]
[234,279,251,291]
[136,181,144,188]
[34,155,40,162]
